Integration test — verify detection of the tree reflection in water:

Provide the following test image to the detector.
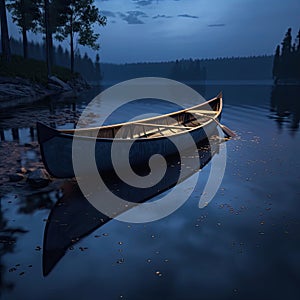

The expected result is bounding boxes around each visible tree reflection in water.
[270,85,300,131]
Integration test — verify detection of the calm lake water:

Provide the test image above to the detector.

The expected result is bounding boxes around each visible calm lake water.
[1,82,300,300]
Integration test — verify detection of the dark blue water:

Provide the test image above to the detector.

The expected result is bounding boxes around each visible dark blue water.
[0,82,300,300]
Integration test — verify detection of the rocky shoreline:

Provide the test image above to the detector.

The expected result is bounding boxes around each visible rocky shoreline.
[0,75,88,198]
[0,140,68,199]
[0,75,90,109]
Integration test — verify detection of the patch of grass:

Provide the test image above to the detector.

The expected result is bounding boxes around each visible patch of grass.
[0,55,79,85]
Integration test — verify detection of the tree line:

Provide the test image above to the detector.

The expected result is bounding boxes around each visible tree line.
[1,35,274,83]
[171,59,206,81]
[101,55,273,82]
[272,28,300,82]
[3,37,102,82]
[0,0,106,76]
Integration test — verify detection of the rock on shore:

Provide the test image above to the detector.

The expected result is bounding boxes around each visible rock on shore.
[0,76,50,101]
[0,75,90,109]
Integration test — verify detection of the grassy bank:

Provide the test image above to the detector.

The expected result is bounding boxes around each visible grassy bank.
[0,55,78,84]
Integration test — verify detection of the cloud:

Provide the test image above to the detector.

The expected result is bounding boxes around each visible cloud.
[102,10,117,18]
[208,24,226,27]
[132,0,182,9]
[127,11,149,17]
[132,0,180,7]
[178,14,199,19]
[119,11,148,24]
[133,0,154,6]
[152,14,173,19]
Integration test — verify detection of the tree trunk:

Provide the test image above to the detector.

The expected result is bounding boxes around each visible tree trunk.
[70,15,74,73]
[70,32,74,73]
[22,26,28,59]
[44,0,51,77]
[20,0,27,59]
[50,33,55,66]
[0,0,11,62]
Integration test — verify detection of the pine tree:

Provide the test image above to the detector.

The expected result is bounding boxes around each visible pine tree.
[172,59,181,79]
[63,48,70,68]
[296,29,300,79]
[281,28,292,56]
[296,29,300,52]
[94,53,101,82]
[272,45,280,80]
[56,44,64,66]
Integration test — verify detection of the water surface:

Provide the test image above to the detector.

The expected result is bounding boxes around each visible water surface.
[0,82,299,300]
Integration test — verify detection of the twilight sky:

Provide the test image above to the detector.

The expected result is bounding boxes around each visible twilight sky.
[8,0,300,63]
[95,0,299,63]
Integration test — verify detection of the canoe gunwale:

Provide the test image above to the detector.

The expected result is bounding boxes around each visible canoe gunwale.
[49,94,223,142]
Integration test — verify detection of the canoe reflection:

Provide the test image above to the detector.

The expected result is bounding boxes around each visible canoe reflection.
[43,136,222,276]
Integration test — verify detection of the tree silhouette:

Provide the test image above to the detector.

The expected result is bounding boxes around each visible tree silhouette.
[55,0,106,73]
[48,0,71,67]
[272,45,280,80]
[0,0,11,61]
[296,30,300,79]
[297,30,300,51]
[56,44,64,66]
[94,53,101,82]
[7,0,40,59]
[281,28,292,56]
[44,0,52,76]
[273,27,300,82]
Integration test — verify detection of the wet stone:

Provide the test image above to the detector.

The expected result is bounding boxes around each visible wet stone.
[24,142,37,148]
[27,168,52,188]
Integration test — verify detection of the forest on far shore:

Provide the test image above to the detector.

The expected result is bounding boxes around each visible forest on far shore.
[1,37,274,83]
[101,56,273,82]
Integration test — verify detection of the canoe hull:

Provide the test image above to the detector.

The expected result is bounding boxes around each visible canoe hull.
[38,120,218,178]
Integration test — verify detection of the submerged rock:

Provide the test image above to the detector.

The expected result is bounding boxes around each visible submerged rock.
[27,168,52,188]
[24,142,37,148]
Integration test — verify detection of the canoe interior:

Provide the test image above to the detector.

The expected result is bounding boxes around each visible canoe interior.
[60,96,222,140]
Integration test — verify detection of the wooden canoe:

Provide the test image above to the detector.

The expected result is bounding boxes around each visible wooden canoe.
[37,92,223,178]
